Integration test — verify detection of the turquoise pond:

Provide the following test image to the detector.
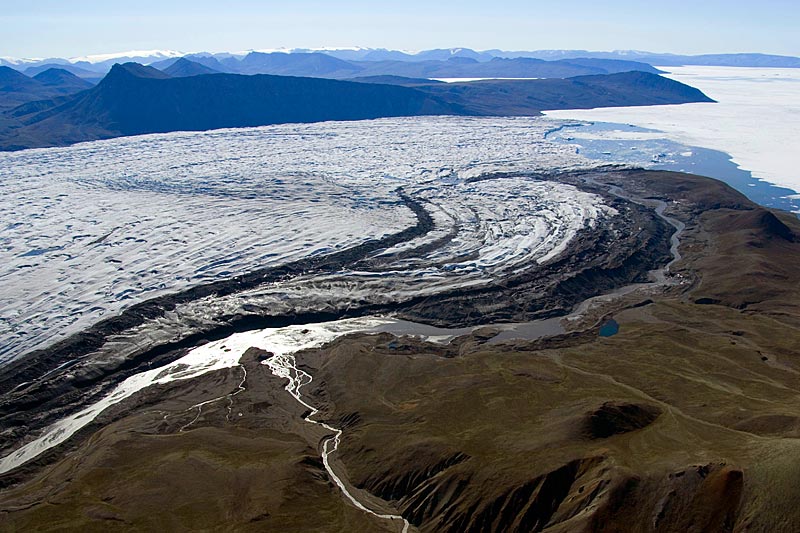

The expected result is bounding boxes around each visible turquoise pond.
[599,319,620,337]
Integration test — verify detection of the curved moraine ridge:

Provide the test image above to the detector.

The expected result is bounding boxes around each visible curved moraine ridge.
[195,177,616,320]
[374,178,616,272]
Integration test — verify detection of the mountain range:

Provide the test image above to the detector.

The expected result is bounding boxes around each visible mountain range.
[0,61,712,151]
[3,47,798,77]
[146,52,666,80]
[2,52,671,90]
[494,50,800,67]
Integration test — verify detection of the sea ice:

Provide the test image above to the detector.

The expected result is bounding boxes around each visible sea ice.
[544,66,800,195]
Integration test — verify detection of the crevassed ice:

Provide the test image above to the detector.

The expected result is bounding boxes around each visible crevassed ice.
[0,116,600,363]
[102,179,616,352]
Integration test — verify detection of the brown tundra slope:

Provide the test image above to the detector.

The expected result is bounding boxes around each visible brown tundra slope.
[2,170,800,532]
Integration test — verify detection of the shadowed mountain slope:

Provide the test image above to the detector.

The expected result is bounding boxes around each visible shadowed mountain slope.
[418,71,714,115]
[0,66,92,112]
[0,63,461,149]
[346,56,662,79]
[179,52,662,79]
[32,68,94,93]
[24,63,101,80]
[0,65,713,151]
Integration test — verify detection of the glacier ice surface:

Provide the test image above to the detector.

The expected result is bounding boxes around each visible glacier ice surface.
[0,116,606,363]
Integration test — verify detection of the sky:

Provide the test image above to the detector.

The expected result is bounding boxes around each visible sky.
[2,0,799,59]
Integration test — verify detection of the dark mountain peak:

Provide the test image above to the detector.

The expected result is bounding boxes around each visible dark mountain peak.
[755,210,796,242]
[105,62,172,82]
[0,65,25,79]
[0,67,31,84]
[0,66,41,92]
[163,58,220,78]
[0,66,92,111]
[560,57,662,74]
[30,68,94,97]
[169,58,198,67]
[33,68,91,87]
[24,63,100,79]
[729,209,796,242]
[238,51,362,76]
[572,70,715,102]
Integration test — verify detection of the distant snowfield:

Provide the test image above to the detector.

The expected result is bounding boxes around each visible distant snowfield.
[69,49,185,64]
[0,117,601,363]
[544,66,800,194]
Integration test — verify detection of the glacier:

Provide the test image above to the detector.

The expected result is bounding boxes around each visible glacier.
[0,116,604,364]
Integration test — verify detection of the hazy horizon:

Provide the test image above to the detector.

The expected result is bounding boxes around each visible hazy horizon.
[2,0,798,59]
[5,46,800,64]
